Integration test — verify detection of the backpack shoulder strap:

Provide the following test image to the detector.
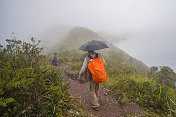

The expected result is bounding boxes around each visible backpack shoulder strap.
[95,53,98,58]
[88,55,93,60]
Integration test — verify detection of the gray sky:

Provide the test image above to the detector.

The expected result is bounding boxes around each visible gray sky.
[0,0,176,71]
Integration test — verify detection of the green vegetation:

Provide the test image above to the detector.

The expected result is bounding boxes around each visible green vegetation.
[0,38,84,116]
[1,33,175,116]
[105,61,175,116]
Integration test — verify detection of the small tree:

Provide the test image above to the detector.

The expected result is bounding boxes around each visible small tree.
[157,66,176,88]
[149,66,176,88]
[149,66,159,77]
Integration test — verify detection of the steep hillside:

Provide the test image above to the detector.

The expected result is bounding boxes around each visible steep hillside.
[49,26,149,72]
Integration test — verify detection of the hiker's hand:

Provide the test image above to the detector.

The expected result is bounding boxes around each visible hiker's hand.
[78,75,81,81]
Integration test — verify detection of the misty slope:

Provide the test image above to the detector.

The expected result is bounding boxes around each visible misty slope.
[40,25,71,49]
[50,26,149,72]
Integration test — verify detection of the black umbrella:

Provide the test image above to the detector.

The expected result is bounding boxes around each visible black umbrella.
[79,40,109,51]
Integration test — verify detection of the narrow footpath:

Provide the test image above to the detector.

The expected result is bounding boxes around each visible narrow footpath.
[60,65,144,117]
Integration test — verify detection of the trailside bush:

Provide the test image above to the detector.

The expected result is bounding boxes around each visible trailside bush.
[0,38,84,116]
[105,65,176,116]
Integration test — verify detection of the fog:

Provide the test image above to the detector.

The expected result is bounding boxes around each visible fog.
[0,0,176,71]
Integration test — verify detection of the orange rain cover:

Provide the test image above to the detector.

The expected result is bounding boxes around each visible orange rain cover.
[88,58,107,83]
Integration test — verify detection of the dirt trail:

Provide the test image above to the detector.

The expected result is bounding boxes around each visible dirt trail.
[60,65,144,117]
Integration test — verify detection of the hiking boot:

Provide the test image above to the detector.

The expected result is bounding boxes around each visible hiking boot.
[92,107,100,111]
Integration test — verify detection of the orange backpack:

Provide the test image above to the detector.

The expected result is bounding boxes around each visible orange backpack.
[88,53,107,83]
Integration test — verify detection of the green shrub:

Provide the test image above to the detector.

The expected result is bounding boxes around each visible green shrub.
[0,38,84,116]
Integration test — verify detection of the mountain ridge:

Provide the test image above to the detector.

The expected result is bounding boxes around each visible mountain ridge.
[49,26,150,72]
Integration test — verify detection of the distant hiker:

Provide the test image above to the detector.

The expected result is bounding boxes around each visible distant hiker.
[78,40,109,111]
[0,44,3,52]
[50,53,58,69]
[79,50,106,111]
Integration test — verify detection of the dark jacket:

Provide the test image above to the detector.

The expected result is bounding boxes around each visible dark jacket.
[50,55,58,66]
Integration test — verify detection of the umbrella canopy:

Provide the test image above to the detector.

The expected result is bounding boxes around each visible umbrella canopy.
[79,40,109,51]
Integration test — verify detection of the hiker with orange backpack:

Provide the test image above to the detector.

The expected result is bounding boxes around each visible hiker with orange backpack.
[78,40,109,111]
